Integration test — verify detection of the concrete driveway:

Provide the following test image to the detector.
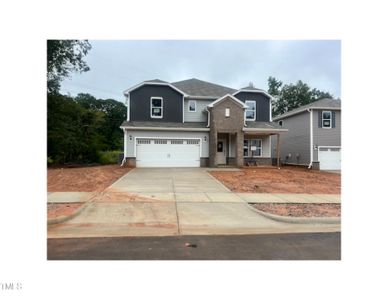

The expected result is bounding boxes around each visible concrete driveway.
[48,168,340,238]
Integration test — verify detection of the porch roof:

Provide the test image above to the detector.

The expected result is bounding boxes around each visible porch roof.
[243,121,288,134]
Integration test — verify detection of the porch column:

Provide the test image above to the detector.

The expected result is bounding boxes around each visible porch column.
[276,133,280,168]
[209,129,218,167]
[236,131,244,167]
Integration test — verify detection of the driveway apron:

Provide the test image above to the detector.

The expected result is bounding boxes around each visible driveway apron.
[48,168,340,238]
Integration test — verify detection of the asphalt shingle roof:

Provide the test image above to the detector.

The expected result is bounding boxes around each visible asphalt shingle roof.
[171,78,236,98]
[273,98,341,120]
[245,121,284,129]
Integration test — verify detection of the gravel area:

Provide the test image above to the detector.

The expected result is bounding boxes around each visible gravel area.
[47,165,131,192]
[210,167,341,194]
[252,203,341,217]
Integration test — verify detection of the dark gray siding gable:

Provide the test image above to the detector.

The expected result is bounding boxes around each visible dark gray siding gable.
[234,91,271,122]
[130,85,183,122]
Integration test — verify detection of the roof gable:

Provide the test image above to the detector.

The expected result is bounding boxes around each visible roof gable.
[208,94,248,108]
[123,80,186,96]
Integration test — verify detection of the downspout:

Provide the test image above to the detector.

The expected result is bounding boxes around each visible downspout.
[205,107,210,127]
[308,109,313,169]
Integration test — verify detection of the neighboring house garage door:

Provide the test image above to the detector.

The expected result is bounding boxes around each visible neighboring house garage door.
[318,147,341,170]
[136,138,201,167]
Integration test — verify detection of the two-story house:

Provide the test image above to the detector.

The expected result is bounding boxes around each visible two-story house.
[120,78,287,168]
[272,98,341,170]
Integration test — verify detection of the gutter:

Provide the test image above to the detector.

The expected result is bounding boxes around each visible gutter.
[308,109,313,169]
[243,128,288,133]
[119,126,210,132]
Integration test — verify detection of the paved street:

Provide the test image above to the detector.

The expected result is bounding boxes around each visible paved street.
[47,232,341,260]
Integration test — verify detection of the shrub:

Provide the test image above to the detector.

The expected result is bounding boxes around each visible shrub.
[98,150,122,165]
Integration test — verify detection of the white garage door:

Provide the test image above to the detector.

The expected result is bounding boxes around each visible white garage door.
[318,147,341,170]
[136,138,200,168]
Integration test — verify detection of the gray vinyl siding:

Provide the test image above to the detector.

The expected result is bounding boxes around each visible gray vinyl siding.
[130,85,183,122]
[184,99,212,122]
[313,110,341,161]
[274,111,311,165]
[124,130,209,158]
[233,91,271,122]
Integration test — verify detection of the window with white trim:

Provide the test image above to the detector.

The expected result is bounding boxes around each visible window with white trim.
[245,100,256,121]
[225,108,230,117]
[322,111,332,128]
[151,97,163,118]
[188,100,196,112]
[243,139,262,157]
[251,139,262,157]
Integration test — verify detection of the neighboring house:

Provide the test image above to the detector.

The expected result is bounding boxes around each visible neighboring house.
[120,78,287,168]
[272,98,341,170]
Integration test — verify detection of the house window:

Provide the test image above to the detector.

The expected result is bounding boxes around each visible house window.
[244,139,262,157]
[251,139,262,157]
[188,100,196,112]
[243,140,249,157]
[322,111,332,128]
[151,97,163,118]
[278,120,283,126]
[225,108,230,117]
[245,100,256,121]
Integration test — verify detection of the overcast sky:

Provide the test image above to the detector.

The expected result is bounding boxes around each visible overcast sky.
[60,40,341,102]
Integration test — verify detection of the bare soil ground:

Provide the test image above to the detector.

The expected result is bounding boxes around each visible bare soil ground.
[47,203,83,219]
[210,167,341,194]
[47,165,131,192]
[252,203,341,217]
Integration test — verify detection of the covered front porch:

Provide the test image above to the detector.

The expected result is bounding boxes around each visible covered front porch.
[210,129,287,168]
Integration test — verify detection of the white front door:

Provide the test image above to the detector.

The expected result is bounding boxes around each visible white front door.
[318,147,341,170]
[136,138,200,167]
[216,139,227,165]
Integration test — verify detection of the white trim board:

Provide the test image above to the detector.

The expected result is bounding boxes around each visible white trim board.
[207,94,248,108]
[120,126,210,132]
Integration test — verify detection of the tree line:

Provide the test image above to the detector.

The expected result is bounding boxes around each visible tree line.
[47,93,126,164]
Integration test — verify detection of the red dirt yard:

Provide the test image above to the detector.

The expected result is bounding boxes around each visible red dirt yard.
[252,203,341,217]
[210,167,341,194]
[47,165,131,192]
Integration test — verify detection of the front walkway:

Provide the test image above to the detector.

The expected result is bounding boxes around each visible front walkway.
[48,168,340,238]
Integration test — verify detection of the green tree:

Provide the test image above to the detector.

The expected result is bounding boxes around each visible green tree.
[47,40,92,93]
[75,93,126,150]
[268,77,333,116]
[47,93,105,163]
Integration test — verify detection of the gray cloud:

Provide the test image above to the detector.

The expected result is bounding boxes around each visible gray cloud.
[61,40,341,102]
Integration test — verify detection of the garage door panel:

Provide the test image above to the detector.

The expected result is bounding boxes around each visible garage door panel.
[136,139,200,168]
[319,147,341,170]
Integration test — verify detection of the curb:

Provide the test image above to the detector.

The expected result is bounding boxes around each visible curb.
[47,192,100,226]
[247,203,341,224]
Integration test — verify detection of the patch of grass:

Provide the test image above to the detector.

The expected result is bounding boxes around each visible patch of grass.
[98,150,122,165]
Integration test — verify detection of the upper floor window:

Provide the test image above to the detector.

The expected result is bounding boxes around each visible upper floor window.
[225,108,230,117]
[245,100,256,121]
[322,111,332,128]
[151,97,163,118]
[188,100,196,112]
